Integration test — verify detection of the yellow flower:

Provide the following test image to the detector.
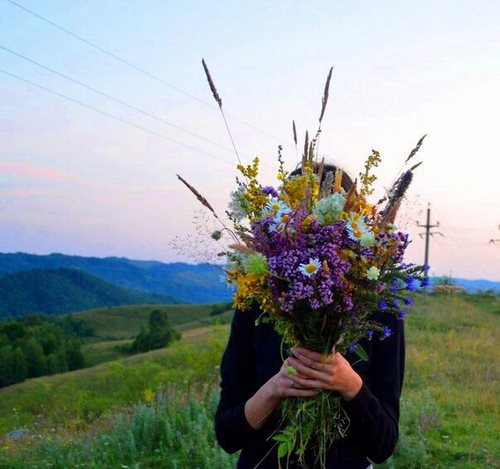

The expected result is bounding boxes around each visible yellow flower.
[227,268,277,315]
[144,389,154,403]
[301,215,315,231]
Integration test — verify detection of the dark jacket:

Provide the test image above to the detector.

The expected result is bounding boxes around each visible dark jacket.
[215,303,405,468]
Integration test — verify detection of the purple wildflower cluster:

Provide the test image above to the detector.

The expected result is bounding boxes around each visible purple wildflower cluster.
[244,192,425,348]
[252,209,353,313]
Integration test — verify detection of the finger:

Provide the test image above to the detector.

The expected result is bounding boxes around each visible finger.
[288,358,332,383]
[292,375,325,390]
[294,348,335,364]
[283,359,316,378]
[292,351,329,372]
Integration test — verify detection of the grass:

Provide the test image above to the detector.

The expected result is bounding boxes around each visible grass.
[81,339,132,367]
[0,293,498,468]
[0,322,228,437]
[76,303,234,367]
[73,303,233,340]
[379,293,499,468]
[0,389,237,469]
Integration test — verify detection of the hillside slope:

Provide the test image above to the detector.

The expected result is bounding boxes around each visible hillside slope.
[0,268,179,319]
[0,253,232,303]
[73,302,233,339]
[0,293,498,468]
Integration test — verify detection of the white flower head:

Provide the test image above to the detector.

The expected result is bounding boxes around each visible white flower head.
[360,231,376,247]
[227,188,247,222]
[366,266,380,280]
[312,193,346,225]
[298,258,322,277]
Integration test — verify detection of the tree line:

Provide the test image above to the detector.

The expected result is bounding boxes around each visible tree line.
[0,314,92,388]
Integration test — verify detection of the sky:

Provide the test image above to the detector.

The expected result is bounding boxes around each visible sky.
[0,0,499,280]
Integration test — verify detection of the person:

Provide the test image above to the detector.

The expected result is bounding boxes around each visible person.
[214,164,405,468]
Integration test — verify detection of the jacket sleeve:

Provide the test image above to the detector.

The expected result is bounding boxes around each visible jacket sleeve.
[341,312,405,463]
[214,307,262,454]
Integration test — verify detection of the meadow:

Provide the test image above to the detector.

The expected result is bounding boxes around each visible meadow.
[0,293,498,468]
[76,303,233,366]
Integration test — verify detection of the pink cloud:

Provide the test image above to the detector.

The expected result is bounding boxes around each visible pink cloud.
[0,162,73,182]
[0,162,136,194]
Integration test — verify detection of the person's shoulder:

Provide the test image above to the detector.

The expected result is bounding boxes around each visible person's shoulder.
[232,301,261,328]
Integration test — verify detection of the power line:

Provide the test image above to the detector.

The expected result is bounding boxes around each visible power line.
[0,67,235,165]
[434,236,493,280]
[4,0,289,146]
[0,43,236,156]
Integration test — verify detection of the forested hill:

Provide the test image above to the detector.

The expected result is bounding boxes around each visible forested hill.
[0,268,179,319]
[0,253,232,303]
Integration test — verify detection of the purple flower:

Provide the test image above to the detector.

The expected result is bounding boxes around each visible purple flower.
[366,329,374,340]
[349,343,359,352]
[404,297,414,306]
[406,276,417,292]
[398,311,406,319]
[379,300,388,311]
[421,277,430,287]
[382,326,392,339]
[262,186,279,198]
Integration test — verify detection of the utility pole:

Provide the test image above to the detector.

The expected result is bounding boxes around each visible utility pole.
[417,203,444,278]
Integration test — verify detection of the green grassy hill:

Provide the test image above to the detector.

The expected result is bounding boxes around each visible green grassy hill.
[74,302,234,366]
[73,302,233,340]
[0,293,498,468]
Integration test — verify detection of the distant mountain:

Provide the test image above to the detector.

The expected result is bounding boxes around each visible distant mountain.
[429,277,500,293]
[0,268,179,319]
[0,253,232,303]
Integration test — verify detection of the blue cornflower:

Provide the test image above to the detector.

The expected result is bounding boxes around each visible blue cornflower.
[390,280,400,293]
[406,276,417,292]
[421,277,430,287]
[398,311,406,319]
[392,299,400,308]
[379,300,388,311]
[366,329,374,340]
[404,297,414,306]
[382,326,392,339]
[348,343,359,352]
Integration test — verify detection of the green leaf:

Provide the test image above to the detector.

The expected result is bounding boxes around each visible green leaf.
[273,433,288,443]
[354,344,369,361]
[277,442,289,458]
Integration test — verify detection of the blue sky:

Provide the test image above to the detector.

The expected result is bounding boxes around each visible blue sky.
[1,0,499,279]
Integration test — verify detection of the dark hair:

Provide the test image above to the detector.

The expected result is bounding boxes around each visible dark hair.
[289,162,354,193]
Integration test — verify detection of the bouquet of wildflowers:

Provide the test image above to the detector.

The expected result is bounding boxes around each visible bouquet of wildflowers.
[178,63,427,467]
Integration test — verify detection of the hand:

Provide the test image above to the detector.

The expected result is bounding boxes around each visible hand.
[285,347,363,401]
[267,361,319,400]
[244,363,319,430]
